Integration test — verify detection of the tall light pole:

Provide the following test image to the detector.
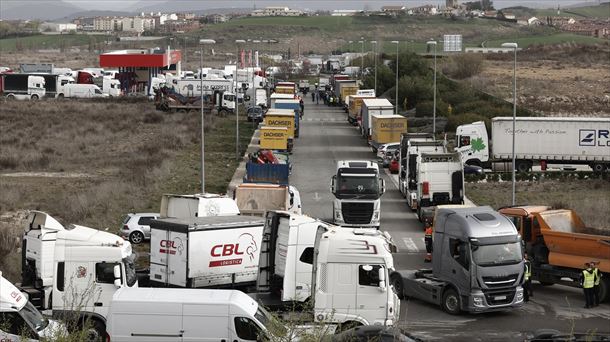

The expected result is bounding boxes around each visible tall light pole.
[199,39,216,193]
[183,36,187,67]
[427,40,437,135]
[502,42,518,206]
[348,40,353,52]
[391,41,399,114]
[235,39,246,160]
[359,37,364,82]
[371,40,377,96]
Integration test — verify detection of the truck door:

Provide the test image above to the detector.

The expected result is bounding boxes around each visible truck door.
[446,237,471,296]
[326,263,357,314]
[182,304,228,342]
[356,264,385,322]
[150,229,188,287]
[91,261,122,317]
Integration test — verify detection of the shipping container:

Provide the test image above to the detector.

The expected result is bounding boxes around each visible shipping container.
[259,126,289,150]
[371,114,408,148]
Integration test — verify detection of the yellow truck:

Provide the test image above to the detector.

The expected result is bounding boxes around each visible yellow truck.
[347,95,375,125]
[259,126,289,151]
[340,85,359,110]
[370,114,408,149]
[264,109,295,151]
[274,86,295,95]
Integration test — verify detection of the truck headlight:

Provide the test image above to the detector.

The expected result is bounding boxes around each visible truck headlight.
[473,295,484,307]
[516,288,524,302]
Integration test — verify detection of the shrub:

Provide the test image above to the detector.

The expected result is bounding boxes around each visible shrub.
[443,53,485,79]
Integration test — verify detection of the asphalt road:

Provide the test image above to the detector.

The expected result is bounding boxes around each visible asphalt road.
[289,99,609,341]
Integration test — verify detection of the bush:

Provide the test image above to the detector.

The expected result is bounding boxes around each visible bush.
[415,99,449,118]
[443,53,485,79]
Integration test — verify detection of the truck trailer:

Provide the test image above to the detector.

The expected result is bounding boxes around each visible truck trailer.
[0,73,46,100]
[456,117,610,173]
[391,206,525,314]
[360,98,394,144]
[234,183,302,216]
[369,114,408,151]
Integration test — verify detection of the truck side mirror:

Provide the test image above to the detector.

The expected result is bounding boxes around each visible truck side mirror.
[113,265,122,288]
[380,179,386,195]
[330,175,336,194]
[378,268,386,291]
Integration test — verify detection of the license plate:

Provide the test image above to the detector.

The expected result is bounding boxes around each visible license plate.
[495,295,507,300]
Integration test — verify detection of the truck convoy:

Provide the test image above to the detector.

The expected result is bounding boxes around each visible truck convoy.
[331,160,385,229]
[499,206,610,302]
[391,206,525,314]
[20,211,138,340]
[0,73,46,100]
[1,272,67,341]
[456,117,610,173]
[273,99,301,138]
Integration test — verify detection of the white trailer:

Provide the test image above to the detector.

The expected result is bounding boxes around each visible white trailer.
[234,183,302,216]
[456,117,610,173]
[160,193,240,218]
[20,211,138,340]
[414,152,465,222]
[360,98,394,140]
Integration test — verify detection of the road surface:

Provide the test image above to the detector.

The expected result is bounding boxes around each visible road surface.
[288,99,609,341]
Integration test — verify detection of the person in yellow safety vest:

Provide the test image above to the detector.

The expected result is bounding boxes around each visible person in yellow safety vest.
[424,221,433,263]
[592,260,602,307]
[523,252,533,302]
[580,262,595,309]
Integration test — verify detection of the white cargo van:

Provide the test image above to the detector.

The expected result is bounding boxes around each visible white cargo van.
[106,288,273,342]
[1,272,67,341]
[64,83,106,98]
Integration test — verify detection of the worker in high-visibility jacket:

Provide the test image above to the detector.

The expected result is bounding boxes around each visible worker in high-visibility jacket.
[580,262,596,309]
[592,260,602,307]
[424,221,433,263]
[523,252,533,302]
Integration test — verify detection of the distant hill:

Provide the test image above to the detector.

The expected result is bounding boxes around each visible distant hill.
[533,2,610,18]
[0,0,83,20]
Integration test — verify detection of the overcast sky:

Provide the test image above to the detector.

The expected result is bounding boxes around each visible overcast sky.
[57,0,596,11]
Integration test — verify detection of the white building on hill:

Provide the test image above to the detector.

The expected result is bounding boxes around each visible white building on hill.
[251,7,303,16]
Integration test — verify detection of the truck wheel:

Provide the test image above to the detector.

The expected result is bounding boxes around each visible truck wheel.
[441,288,461,315]
[129,231,145,244]
[57,93,64,99]
[7,94,15,100]
[84,319,105,342]
[516,161,530,173]
[391,275,405,300]
[591,163,606,174]
[31,94,39,100]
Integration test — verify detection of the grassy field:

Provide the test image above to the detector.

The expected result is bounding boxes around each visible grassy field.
[483,32,607,48]
[0,99,255,282]
[0,33,110,52]
[534,3,610,18]
[466,178,610,228]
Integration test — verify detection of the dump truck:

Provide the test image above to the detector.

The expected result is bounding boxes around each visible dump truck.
[499,206,610,302]
[234,183,302,216]
[391,206,525,314]
[456,117,610,173]
[369,114,408,151]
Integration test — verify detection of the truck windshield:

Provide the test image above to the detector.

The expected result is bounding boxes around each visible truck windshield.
[471,242,522,267]
[123,252,138,287]
[336,170,379,198]
[20,301,48,332]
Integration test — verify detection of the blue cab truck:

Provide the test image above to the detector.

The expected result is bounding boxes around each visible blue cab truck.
[273,99,301,138]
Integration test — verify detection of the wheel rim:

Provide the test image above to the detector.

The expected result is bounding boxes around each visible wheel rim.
[131,232,143,244]
[446,293,459,312]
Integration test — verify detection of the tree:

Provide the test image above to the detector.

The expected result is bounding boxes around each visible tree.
[464,0,494,11]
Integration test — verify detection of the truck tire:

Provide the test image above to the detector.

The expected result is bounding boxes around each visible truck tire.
[84,319,105,342]
[391,274,405,300]
[516,160,531,173]
[7,94,15,100]
[591,163,606,174]
[57,93,64,99]
[31,94,39,100]
[441,288,461,315]
[599,276,609,303]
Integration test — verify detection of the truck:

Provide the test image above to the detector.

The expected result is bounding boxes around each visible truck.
[360,98,394,143]
[244,161,290,185]
[0,74,46,100]
[455,117,610,173]
[264,108,296,148]
[347,95,375,125]
[234,183,302,216]
[154,85,235,114]
[498,206,610,302]
[254,216,400,329]
[390,206,525,314]
[273,99,301,138]
[160,193,240,218]
[413,152,464,222]
[298,79,310,93]
[330,160,385,229]
[20,211,138,339]
[398,133,435,197]
[26,73,74,98]
[259,126,289,151]
[369,114,408,151]
[1,272,67,341]
[96,77,121,97]
[333,79,358,105]
[254,87,268,108]
[340,85,359,110]
[269,92,295,108]
[166,77,233,97]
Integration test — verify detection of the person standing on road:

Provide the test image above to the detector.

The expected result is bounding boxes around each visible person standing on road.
[592,260,601,307]
[581,262,595,308]
[424,221,433,262]
[299,98,305,116]
[523,252,533,302]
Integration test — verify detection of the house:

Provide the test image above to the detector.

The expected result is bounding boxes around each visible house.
[500,11,516,20]
[208,14,228,23]
[251,7,303,17]
[40,22,77,32]
[411,5,438,15]
[381,6,406,13]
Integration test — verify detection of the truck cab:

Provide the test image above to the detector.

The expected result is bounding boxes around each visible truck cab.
[455,121,490,167]
[331,161,385,229]
[20,211,138,340]
[392,206,524,314]
[403,140,446,210]
[415,152,464,221]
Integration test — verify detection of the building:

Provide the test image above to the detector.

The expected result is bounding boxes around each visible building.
[93,17,119,31]
[446,0,459,8]
[208,14,228,23]
[381,6,406,13]
[251,7,303,17]
[177,13,196,20]
[162,19,200,33]
[40,22,77,32]
[411,5,438,15]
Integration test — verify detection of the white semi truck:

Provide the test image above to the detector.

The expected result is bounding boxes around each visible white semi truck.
[456,117,610,173]
[19,211,138,340]
[391,206,524,314]
[331,160,385,229]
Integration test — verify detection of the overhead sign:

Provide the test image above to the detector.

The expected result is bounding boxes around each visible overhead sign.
[443,35,462,52]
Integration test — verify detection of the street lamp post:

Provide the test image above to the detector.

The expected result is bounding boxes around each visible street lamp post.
[426,40,437,136]
[359,38,364,81]
[199,39,216,193]
[391,41,399,115]
[371,40,377,96]
[235,39,246,160]
[502,42,518,206]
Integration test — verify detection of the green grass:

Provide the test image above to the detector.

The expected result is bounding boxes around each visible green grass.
[483,32,607,48]
[222,16,354,31]
[0,33,110,52]
[534,3,610,18]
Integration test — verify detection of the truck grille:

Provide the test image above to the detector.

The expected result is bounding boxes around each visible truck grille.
[484,289,516,306]
[482,274,519,288]
[342,202,374,224]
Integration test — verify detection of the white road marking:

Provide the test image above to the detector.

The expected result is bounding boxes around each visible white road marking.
[384,168,400,189]
[313,192,321,201]
[402,238,419,253]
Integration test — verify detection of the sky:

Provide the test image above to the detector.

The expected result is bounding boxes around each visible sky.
[55,0,597,11]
